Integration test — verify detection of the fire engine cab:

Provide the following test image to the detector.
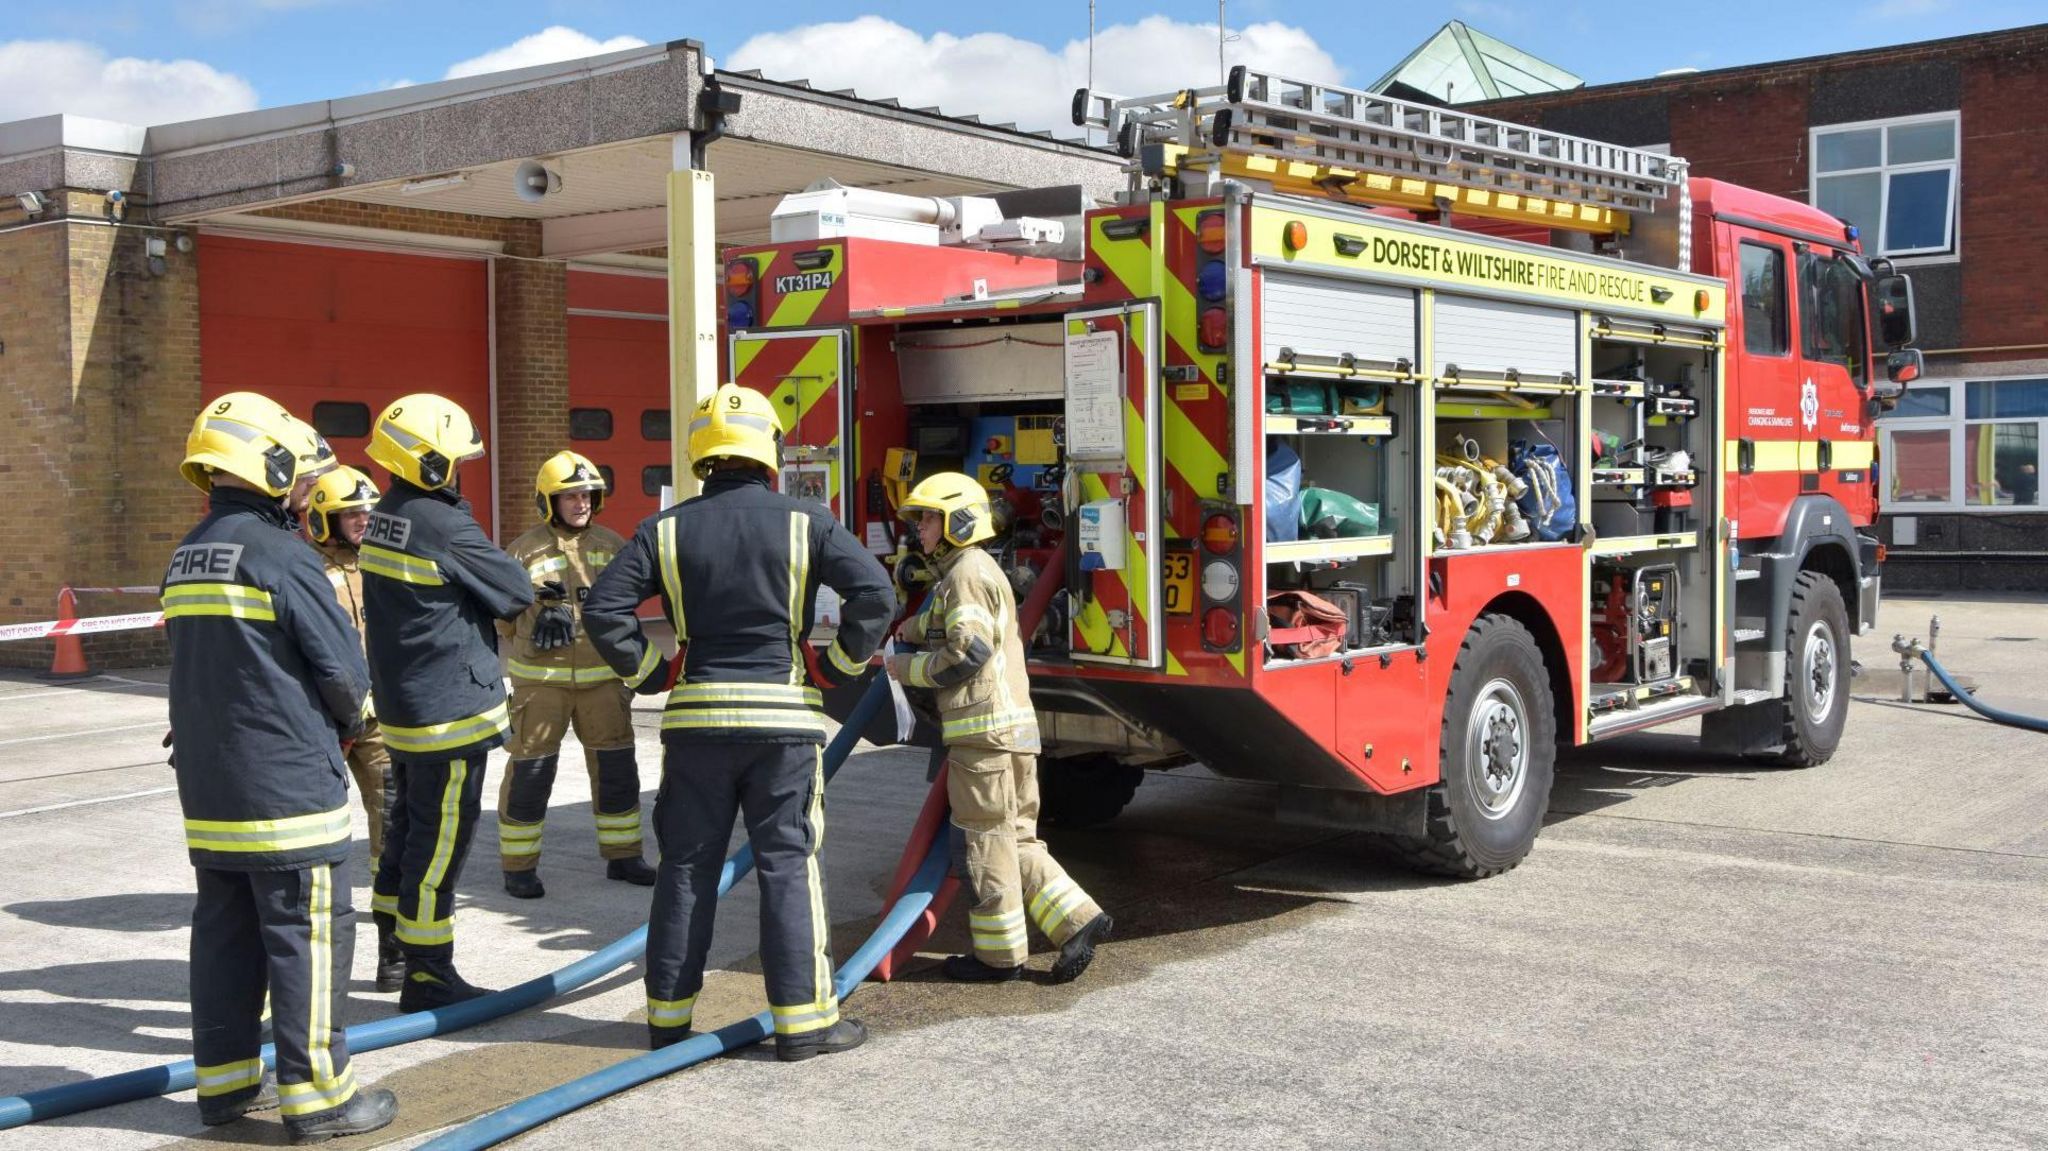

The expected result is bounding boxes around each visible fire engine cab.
[718,68,1923,877]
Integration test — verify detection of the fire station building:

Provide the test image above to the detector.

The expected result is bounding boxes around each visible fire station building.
[1472,24,2048,590]
[0,39,1120,668]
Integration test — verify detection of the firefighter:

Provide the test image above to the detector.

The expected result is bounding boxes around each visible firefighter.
[360,394,534,1012]
[885,473,1114,984]
[164,392,398,1141]
[584,384,892,1061]
[496,450,657,898]
[305,464,405,994]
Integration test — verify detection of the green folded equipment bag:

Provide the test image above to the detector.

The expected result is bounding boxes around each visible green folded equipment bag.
[1300,486,1381,538]
[1266,379,1331,415]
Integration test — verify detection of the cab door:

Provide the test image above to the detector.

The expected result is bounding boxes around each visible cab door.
[1061,303,1164,668]
[728,328,849,521]
[1796,248,1875,521]
[1726,231,1802,539]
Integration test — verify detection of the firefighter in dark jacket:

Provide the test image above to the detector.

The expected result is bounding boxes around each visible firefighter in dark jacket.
[164,391,398,1142]
[359,393,535,1012]
[584,383,892,1062]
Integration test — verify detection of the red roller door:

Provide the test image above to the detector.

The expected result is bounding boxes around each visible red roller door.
[567,270,670,534]
[198,235,495,536]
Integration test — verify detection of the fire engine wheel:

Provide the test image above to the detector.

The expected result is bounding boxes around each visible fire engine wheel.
[1773,571,1851,767]
[1037,754,1145,829]
[1379,613,1556,879]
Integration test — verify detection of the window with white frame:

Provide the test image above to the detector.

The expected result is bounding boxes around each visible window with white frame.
[1878,377,2048,510]
[1811,113,1959,260]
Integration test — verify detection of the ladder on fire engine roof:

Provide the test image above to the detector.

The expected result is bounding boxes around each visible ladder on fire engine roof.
[1074,65,1691,245]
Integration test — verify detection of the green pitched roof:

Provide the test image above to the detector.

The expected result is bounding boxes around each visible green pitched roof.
[1370,20,1582,104]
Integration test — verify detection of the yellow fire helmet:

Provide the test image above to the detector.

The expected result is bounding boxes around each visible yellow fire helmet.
[898,471,996,550]
[180,391,313,497]
[687,384,782,479]
[281,414,339,483]
[307,465,380,544]
[535,449,607,524]
[366,393,484,491]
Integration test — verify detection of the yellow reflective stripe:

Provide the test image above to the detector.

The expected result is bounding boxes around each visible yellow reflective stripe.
[945,604,996,632]
[942,708,1038,741]
[787,512,811,687]
[905,652,936,688]
[969,908,1028,950]
[769,999,840,1036]
[278,1064,357,1117]
[624,643,663,688]
[400,758,466,947]
[508,660,620,685]
[194,1058,265,1097]
[659,709,831,732]
[162,582,277,621]
[370,892,399,917]
[498,820,543,856]
[593,811,640,828]
[658,517,686,641]
[825,641,866,678]
[526,556,569,578]
[303,864,353,1115]
[647,996,696,1027]
[380,703,509,754]
[1028,877,1090,935]
[588,551,614,567]
[667,682,823,706]
[185,806,351,854]
[803,747,830,1006]
[359,543,445,586]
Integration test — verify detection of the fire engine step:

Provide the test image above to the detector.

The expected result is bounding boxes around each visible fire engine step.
[1587,688,1719,740]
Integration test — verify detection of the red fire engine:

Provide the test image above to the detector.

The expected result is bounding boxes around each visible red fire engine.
[718,68,1923,877]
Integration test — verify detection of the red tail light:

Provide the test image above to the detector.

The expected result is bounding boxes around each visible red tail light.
[1203,607,1239,649]
[1196,210,1226,255]
[1199,307,1228,352]
[724,260,756,297]
[1202,512,1238,555]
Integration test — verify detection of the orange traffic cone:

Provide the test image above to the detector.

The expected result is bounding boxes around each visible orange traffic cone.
[46,586,90,679]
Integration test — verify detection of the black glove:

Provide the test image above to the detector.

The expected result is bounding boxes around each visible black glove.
[536,579,568,603]
[163,729,176,770]
[532,603,577,651]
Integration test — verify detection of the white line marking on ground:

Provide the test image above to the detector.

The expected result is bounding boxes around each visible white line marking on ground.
[0,786,178,819]
[0,721,164,747]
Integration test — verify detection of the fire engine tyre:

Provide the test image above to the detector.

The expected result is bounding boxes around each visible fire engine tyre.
[1036,754,1145,829]
[1774,571,1851,767]
[1380,614,1556,879]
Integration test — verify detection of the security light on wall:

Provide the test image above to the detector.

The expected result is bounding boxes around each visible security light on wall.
[16,191,45,215]
[398,173,468,196]
[513,160,564,203]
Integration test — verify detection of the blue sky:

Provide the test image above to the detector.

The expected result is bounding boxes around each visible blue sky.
[1,0,2040,129]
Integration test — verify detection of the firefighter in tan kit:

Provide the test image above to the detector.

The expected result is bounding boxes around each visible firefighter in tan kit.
[886,473,1113,983]
[496,450,656,898]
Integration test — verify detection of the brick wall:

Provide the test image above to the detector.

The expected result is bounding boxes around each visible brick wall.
[1958,47,2048,357]
[492,221,569,535]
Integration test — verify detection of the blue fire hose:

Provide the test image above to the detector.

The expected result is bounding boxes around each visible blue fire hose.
[421,837,951,1150]
[1920,650,2048,734]
[0,674,891,1131]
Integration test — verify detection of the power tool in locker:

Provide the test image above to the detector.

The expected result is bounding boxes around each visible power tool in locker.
[1590,564,1681,684]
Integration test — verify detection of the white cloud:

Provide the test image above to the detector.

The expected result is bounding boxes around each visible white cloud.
[728,14,1343,134]
[0,39,257,126]
[444,26,650,80]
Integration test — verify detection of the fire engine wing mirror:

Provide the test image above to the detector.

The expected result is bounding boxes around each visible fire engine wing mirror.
[1873,272,1917,349]
[1878,348,1925,405]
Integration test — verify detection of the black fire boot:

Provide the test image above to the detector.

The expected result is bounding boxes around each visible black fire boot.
[397,956,493,1014]
[941,954,1023,983]
[1048,911,1114,985]
[648,1023,693,1051]
[503,869,545,900]
[606,856,657,886]
[373,915,405,994]
[198,1073,279,1126]
[284,1086,397,1145]
[775,1018,868,1063]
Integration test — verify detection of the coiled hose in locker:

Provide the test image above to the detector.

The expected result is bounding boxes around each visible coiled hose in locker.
[0,673,893,1132]
[1920,649,2048,733]
[420,837,952,1150]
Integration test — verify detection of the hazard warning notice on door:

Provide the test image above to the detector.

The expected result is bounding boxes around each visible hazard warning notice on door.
[1064,329,1124,461]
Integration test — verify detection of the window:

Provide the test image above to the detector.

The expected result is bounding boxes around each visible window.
[1798,251,1866,386]
[311,401,372,439]
[597,464,616,495]
[1812,113,1958,259]
[642,465,673,497]
[569,407,613,441]
[1739,242,1788,356]
[1878,378,2048,511]
[641,409,671,441]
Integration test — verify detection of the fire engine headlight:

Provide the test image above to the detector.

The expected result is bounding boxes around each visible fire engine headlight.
[1201,559,1239,603]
